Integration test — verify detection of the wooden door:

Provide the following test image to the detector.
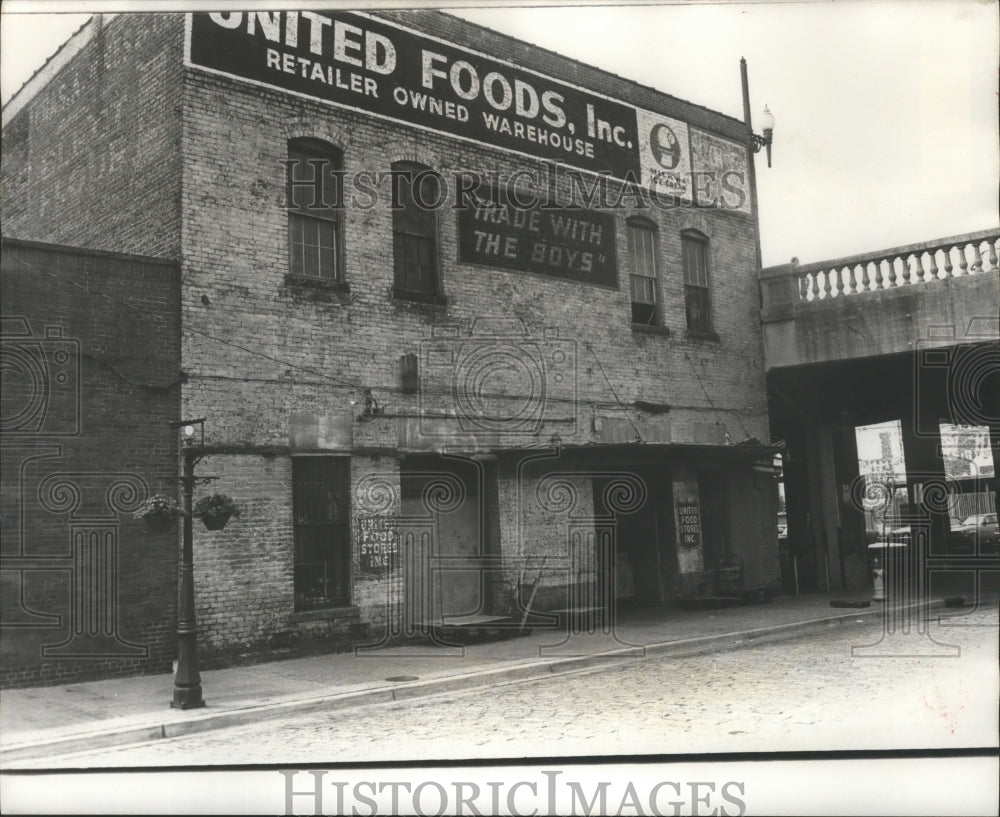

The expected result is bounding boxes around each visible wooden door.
[401,457,487,624]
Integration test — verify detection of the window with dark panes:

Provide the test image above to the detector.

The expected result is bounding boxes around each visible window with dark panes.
[392,163,440,297]
[287,139,342,281]
[628,219,659,325]
[292,457,351,610]
[682,230,712,333]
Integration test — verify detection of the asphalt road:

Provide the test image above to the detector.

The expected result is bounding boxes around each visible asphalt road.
[27,604,1000,767]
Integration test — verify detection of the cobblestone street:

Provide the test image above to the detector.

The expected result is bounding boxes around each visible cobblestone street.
[32,605,999,768]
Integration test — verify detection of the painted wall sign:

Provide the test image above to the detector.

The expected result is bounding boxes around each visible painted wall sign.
[185,11,749,208]
[690,128,751,214]
[188,11,639,179]
[457,187,618,287]
[636,109,692,202]
[677,499,702,549]
[357,515,399,572]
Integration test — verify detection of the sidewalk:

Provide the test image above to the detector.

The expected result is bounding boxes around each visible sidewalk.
[0,592,955,764]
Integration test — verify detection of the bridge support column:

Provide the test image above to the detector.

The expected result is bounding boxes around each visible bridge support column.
[804,421,867,592]
[831,420,868,589]
[899,415,950,557]
[805,425,843,591]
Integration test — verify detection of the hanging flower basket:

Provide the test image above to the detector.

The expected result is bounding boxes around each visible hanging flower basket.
[193,494,241,531]
[202,511,232,531]
[145,514,176,532]
[133,495,182,532]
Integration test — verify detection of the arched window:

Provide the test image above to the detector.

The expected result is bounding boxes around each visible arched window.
[682,229,712,333]
[627,217,659,326]
[392,162,441,299]
[286,139,343,281]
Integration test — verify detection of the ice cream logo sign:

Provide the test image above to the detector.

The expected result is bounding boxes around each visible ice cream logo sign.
[185,11,708,202]
[637,110,693,199]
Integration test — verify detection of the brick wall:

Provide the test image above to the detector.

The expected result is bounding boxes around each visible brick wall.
[1,14,184,259]
[0,239,181,688]
[179,68,768,447]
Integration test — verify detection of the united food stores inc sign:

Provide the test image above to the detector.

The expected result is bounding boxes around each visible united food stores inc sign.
[185,11,749,210]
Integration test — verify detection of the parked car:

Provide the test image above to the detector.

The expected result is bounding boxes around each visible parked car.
[948,513,999,554]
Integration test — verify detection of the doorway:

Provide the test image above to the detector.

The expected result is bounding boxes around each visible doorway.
[593,471,666,605]
[400,455,496,625]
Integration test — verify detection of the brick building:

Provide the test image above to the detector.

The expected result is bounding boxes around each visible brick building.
[0,240,181,687]
[2,11,779,677]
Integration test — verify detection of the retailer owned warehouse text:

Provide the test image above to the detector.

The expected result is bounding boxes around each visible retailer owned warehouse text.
[200,11,632,164]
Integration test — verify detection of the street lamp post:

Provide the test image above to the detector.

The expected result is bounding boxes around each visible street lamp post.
[171,419,207,709]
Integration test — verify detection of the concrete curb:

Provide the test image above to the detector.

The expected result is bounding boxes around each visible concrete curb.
[1,598,945,764]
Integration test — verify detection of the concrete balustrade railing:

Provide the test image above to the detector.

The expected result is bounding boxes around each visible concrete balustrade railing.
[759,229,1000,320]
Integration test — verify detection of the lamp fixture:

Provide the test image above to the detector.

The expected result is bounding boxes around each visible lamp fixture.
[751,105,775,168]
[171,417,205,448]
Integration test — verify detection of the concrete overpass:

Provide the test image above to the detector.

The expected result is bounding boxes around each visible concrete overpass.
[758,230,999,594]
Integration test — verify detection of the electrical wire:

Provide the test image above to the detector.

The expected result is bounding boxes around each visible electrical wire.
[584,341,643,442]
[9,255,764,428]
[13,254,366,393]
[684,351,752,441]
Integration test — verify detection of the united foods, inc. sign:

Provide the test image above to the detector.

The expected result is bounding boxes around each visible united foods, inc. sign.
[185,11,749,209]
